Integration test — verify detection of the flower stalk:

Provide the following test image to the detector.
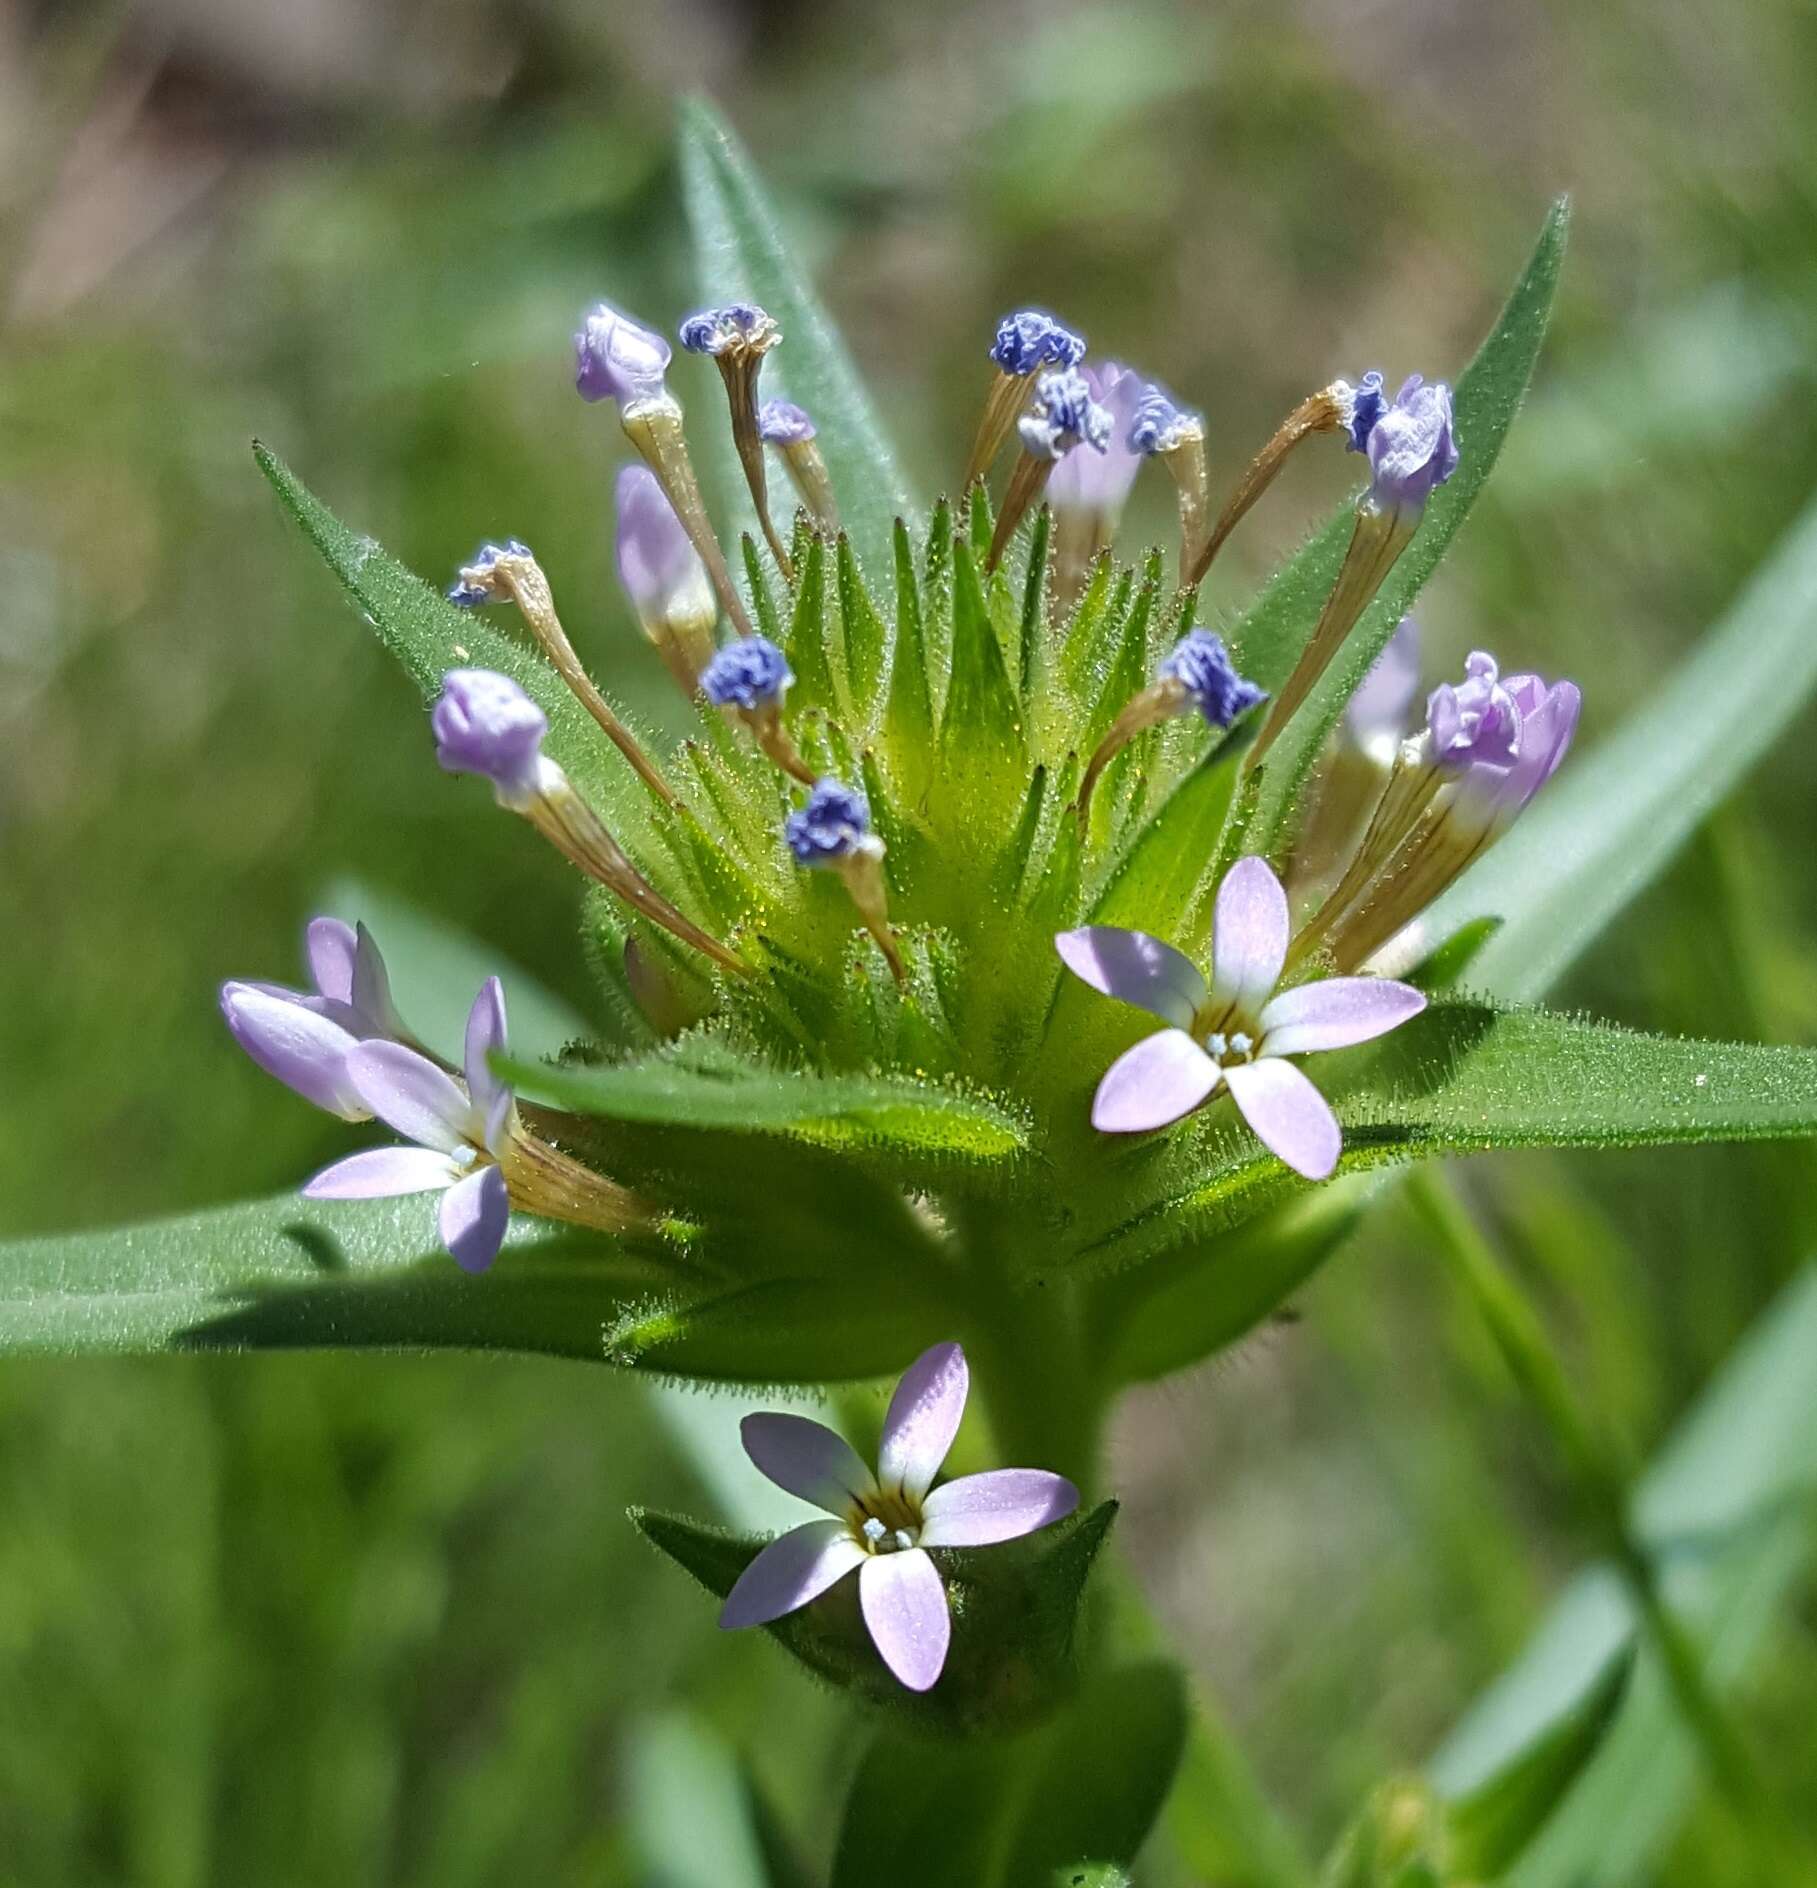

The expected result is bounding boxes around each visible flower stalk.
[680,303,795,576]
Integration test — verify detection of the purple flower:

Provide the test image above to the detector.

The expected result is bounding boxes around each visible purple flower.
[1128,387,1203,456]
[574,300,673,406]
[220,918,409,1121]
[989,309,1086,377]
[1017,368,1112,462]
[757,399,816,445]
[1157,629,1268,729]
[448,539,532,608]
[431,669,552,808]
[1056,857,1426,1178]
[718,1343,1079,1691]
[1338,370,1387,455]
[1454,671,1581,827]
[1346,616,1421,759]
[1426,651,1520,771]
[1364,375,1458,516]
[615,465,714,627]
[304,979,519,1274]
[786,777,872,865]
[678,302,777,357]
[701,635,793,712]
[1048,363,1149,518]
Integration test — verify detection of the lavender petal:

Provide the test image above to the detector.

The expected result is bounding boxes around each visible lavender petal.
[718,1520,867,1629]
[1210,856,1290,1014]
[302,1146,466,1199]
[1091,1028,1221,1134]
[918,1469,1080,1548]
[1223,1056,1343,1180]
[439,1163,510,1273]
[858,1548,951,1692]
[344,1041,477,1155]
[1257,977,1426,1059]
[877,1342,969,1501]
[1054,926,1207,1028]
[740,1413,878,1516]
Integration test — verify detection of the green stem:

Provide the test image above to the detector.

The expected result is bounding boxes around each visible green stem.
[1405,1168,1796,1858]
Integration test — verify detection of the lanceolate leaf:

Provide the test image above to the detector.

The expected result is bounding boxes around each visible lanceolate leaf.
[504,1039,1028,1160]
[1234,198,1570,841]
[1076,1002,1817,1276]
[1429,1264,1817,1886]
[0,1192,667,1361]
[1425,483,1817,999]
[678,98,919,578]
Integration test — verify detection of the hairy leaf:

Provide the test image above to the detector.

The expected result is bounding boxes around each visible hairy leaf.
[678,98,918,578]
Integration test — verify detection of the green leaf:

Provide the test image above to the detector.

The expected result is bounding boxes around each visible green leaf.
[836,533,889,722]
[1429,1264,1817,1885]
[678,98,918,578]
[1081,1003,1817,1276]
[782,531,838,712]
[638,1501,1117,1736]
[603,1273,949,1383]
[1235,199,1570,835]
[0,1191,665,1361]
[1425,482,1817,1000]
[253,444,637,816]
[830,1659,1182,1888]
[503,1038,1028,1160]
[623,1712,784,1888]
[1442,1645,1633,1878]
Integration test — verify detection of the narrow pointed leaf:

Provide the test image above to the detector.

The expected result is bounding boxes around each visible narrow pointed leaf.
[835,534,889,718]
[943,541,1026,758]
[0,1192,664,1360]
[678,98,917,576]
[782,532,838,712]
[1425,483,1817,999]
[503,1039,1028,1160]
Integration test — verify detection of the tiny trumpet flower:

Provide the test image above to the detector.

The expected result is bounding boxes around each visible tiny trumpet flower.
[1057,857,1425,1178]
[449,535,675,803]
[1345,615,1422,766]
[221,918,414,1120]
[303,978,645,1272]
[615,465,719,698]
[759,399,839,531]
[988,367,1112,572]
[1077,628,1266,815]
[575,296,754,636]
[786,777,904,983]
[962,307,1087,489]
[700,634,813,783]
[1251,373,1458,761]
[679,301,794,575]
[1048,363,1151,599]
[719,1343,1080,1691]
[1130,387,1210,580]
[1293,654,1581,972]
[432,669,749,977]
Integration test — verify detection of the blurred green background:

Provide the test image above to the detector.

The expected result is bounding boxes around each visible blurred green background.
[3,0,1816,1880]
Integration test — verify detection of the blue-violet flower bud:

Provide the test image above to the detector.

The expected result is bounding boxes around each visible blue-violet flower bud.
[989,309,1086,376]
[1337,370,1387,454]
[1426,651,1520,771]
[1158,629,1268,728]
[447,539,533,608]
[1365,375,1459,514]
[574,301,673,406]
[432,669,551,806]
[1017,367,1112,461]
[757,399,817,445]
[701,636,794,713]
[786,778,872,865]
[1129,387,1205,456]
[678,302,778,357]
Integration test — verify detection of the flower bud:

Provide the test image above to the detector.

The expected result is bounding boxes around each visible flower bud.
[574,301,673,408]
[432,668,551,808]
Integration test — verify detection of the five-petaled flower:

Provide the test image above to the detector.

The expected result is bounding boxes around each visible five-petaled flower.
[719,1342,1079,1691]
[221,918,413,1121]
[303,977,521,1274]
[1056,857,1426,1178]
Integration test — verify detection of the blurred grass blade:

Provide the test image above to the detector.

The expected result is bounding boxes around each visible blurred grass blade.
[0,1193,657,1359]
[1442,1644,1633,1878]
[1424,484,1817,999]
[1237,198,1569,834]
[505,1037,1028,1160]
[1429,1264,1817,1885]
[679,98,919,577]
[623,1712,778,1888]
